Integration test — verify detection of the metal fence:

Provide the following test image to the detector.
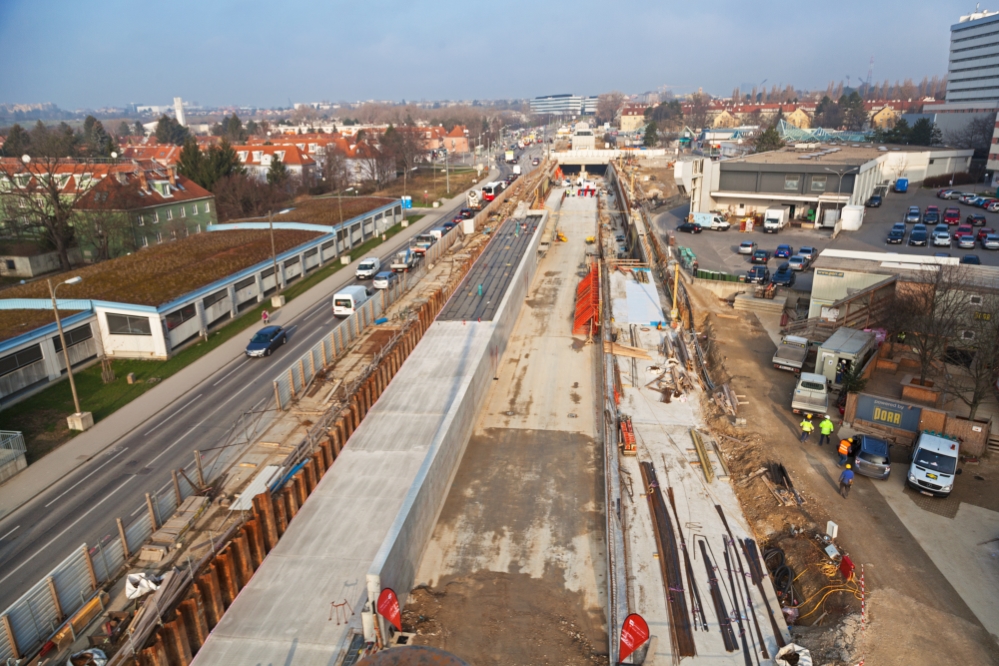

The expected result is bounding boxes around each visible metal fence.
[0,223,469,662]
[0,430,27,484]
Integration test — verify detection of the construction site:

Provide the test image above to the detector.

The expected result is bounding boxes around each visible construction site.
[7,151,981,666]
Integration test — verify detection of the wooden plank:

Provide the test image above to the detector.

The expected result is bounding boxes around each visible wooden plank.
[603,341,653,360]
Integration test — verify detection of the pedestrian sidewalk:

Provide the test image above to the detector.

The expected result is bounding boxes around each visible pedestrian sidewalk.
[0,172,496,517]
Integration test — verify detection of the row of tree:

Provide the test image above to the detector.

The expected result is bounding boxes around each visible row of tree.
[2,117,120,158]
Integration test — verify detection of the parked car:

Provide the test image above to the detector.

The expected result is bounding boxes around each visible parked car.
[954,224,975,240]
[977,227,996,242]
[775,244,793,258]
[936,189,954,199]
[245,326,287,358]
[960,193,980,204]
[934,252,952,258]
[887,225,906,244]
[745,265,770,284]
[905,206,921,223]
[788,254,811,271]
[676,222,703,233]
[771,262,796,286]
[967,213,988,226]
[908,224,928,246]
[751,249,771,264]
[738,241,757,255]
[459,208,475,219]
[984,234,999,250]
[372,271,399,290]
[853,435,892,480]
[945,190,969,200]
[865,194,882,207]
[923,208,940,224]
[798,246,817,261]
[931,225,951,247]
[958,234,977,249]
[988,201,999,213]
[962,254,982,264]
[943,207,961,225]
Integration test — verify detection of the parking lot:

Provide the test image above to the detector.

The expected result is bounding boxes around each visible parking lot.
[656,184,999,292]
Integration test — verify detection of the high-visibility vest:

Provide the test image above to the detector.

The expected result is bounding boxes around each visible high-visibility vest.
[800,420,814,432]
[838,439,851,455]
[819,419,835,435]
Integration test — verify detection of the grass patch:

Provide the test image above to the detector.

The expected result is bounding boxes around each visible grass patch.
[0,222,411,462]
[375,168,480,204]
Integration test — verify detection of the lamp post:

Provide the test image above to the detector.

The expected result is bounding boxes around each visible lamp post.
[49,276,92,431]
[824,165,859,220]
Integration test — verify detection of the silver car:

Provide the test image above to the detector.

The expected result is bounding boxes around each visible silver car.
[853,435,891,480]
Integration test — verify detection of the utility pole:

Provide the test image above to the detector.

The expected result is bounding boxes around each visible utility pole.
[269,210,280,292]
[445,146,450,195]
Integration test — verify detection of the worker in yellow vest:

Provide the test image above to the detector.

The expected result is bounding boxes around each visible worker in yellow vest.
[799,415,815,442]
[818,415,835,446]
[838,437,854,466]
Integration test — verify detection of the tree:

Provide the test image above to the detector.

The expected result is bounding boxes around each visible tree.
[213,173,285,221]
[687,93,709,130]
[116,121,132,137]
[946,115,994,159]
[643,121,659,147]
[814,96,842,129]
[267,154,290,188]
[74,177,142,261]
[177,138,206,186]
[322,147,351,202]
[82,116,114,157]
[753,126,785,153]
[596,91,625,126]
[134,121,145,136]
[155,114,189,145]
[909,118,942,146]
[2,123,31,156]
[895,265,971,385]
[647,100,683,131]
[942,292,999,419]
[0,156,99,270]
[840,92,868,131]
[245,119,259,136]
[178,138,245,191]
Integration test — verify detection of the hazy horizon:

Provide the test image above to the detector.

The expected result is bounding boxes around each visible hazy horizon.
[0,0,976,109]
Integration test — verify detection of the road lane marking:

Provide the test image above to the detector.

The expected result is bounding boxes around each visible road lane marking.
[213,360,248,387]
[44,447,130,508]
[0,477,135,587]
[147,427,198,467]
[144,393,203,435]
[303,307,325,321]
[0,526,19,541]
[131,505,144,517]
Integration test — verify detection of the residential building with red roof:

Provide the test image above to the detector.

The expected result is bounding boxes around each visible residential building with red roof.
[231,144,317,183]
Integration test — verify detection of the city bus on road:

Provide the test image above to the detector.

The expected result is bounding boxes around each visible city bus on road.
[481,182,504,202]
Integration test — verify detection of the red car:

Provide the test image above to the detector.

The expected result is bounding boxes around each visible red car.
[978,227,996,242]
[944,207,961,224]
[954,224,975,240]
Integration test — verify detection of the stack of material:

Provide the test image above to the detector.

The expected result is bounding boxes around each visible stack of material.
[620,417,637,456]
[150,495,209,547]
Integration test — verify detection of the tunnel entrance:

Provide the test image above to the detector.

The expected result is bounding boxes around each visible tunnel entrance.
[558,163,607,176]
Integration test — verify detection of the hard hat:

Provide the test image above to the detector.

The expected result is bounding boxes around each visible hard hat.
[824,415,830,419]
[849,437,855,442]
[806,414,813,419]
[846,464,852,469]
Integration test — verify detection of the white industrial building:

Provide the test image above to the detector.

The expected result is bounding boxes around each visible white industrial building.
[530,94,598,116]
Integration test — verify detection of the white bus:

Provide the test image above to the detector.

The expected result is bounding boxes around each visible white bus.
[481,182,504,202]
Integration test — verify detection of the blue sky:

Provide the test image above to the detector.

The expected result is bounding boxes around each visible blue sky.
[0,0,976,108]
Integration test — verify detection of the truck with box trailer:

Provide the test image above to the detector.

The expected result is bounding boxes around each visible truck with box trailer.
[691,212,731,231]
[763,206,791,233]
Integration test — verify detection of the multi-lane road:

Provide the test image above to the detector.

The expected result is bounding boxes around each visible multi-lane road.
[0,150,541,610]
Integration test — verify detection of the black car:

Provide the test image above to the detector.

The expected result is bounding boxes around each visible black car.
[908,224,928,246]
[442,221,457,231]
[887,225,905,244]
[245,326,287,357]
[771,262,796,286]
[459,208,475,219]
[962,254,982,265]
[865,194,882,207]
[745,266,770,284]
[676,222,703,233]
[751,249,771,264]
[967,214,987,227]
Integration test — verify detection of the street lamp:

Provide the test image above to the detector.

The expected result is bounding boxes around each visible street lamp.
[48,276,92,431]
[824,166,859,218]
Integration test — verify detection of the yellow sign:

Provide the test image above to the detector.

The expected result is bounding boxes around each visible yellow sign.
[816,269,845,278]
[873,406,902,425]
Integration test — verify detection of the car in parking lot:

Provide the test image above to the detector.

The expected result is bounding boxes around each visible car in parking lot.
[967,213,987,226]
[798,246,817,261]
[954,224,975,240]
[775,244,793,258]
[931,225,951,247]
[865,194,882,207]
[908,224,928,246]
[923,206,940,224]
[771,262,796,286]
[372,271,399,290]
[943,207,961,224]
[984,234,999,250]
[788,254,811,271]
[745,265,770,284]
[962,254,982,264]
[887,224,906,244]
[977,227,996,242]
[944,190,970,200]
[905,206,921,223]
[751,249,771,264]
[960,193,980,204]
[958,234,977,249]
[738,240,757,255]
[853,435,892,480]
[245,326,288,358]
[937,189,954,199]
[988,201,999,213]
[676,222,703,233]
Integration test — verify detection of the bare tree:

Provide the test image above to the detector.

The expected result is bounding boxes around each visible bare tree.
[945,115,994,159]
[0,156,99,270]
[942,291,999,419]
[896,265,972,385]
[687,93,710,130]
[74,176,142,261]
[596,92,625,126]
[322,147,351,194]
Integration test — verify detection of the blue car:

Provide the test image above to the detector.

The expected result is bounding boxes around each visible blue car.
[245,326,287,358]
[771,262,796,287]
[775,244,793,259]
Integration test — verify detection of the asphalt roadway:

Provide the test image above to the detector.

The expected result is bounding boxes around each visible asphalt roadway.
[0,148,541,611]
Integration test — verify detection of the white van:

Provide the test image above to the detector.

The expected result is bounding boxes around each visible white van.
[332,285,373,318]
[906,432,960,497]
[355,257,381,280]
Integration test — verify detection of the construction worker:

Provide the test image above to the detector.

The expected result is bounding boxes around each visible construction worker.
[838,437,854,466]
[818,415,835,446]
[799,414,815,442]
[839,464,855,498]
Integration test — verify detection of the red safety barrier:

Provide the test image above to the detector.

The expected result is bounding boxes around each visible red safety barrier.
[573,262,600,336]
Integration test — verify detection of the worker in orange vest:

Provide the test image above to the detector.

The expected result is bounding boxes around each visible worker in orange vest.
[837,437,854,466]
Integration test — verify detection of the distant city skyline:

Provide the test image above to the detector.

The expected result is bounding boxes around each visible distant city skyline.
[0,0,975,110]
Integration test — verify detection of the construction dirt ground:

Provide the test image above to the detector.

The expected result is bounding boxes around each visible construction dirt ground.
[685,279,999,666]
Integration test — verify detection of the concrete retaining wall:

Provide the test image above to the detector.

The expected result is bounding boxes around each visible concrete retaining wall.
[365,214,545,631]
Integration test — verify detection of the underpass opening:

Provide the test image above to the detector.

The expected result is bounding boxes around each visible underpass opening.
[558,163,607,176]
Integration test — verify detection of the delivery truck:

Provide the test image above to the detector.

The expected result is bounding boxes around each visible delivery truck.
[763,206,791,233]
[773,335,809,373]
[691,212,731,231]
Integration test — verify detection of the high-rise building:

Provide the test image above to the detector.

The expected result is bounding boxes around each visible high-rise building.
[173,97,186,127]
[529,94,598,116]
